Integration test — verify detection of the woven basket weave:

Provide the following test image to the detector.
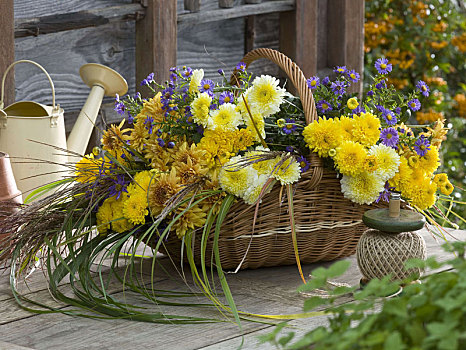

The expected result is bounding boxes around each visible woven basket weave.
[159,48,385,269]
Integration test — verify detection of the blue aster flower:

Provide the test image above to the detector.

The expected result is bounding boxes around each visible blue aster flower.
[380,127,399,148]
[182,67,193,78]
[236,62,247,72]
[334,66,347,74]
[321,76,330,85]
[330,81,346,95]
[416,80,430,97]
[199,79,215,95]
[414,135,430,156]
[408,98,421,111]
[282,118,297,135]
[346,69,360,83]
[306,76,320,90]
[374,58,392,74]
[219,91,234,105]
[296,155,310,173]
[141,72,155,86]
[317,100,333,113]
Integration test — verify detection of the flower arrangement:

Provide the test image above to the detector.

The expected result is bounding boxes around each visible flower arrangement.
[0,50,462,323]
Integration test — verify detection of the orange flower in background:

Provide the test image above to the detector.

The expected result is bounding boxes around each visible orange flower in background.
[424,76,447,87]
[416,109,444,124]
[452,33,466,53]
[453,94,466,118]
[430,41,449,50]
[388,77,409,89]
[433,21,448,32]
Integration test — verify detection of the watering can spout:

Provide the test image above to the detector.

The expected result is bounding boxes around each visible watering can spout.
[67,64,128,156]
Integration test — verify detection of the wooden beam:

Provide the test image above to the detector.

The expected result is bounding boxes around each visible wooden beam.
[0,0,15,107]
[327,0,364,94]
[14,4,145,38]
[245,16,256,54]
[279,0,318,79]
[136,0,177,95]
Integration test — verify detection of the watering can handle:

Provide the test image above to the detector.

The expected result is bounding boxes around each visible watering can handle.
[0,60,57,111]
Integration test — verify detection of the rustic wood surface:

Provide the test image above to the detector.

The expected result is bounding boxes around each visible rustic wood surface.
[0,0,15,107]
[0,228,464,349]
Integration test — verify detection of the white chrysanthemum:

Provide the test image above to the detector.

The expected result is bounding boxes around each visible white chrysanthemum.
[191,92,212,126]
[369,144,401,182]
[272,157,301,185]
[236,88,252,116]
[244,148,275,175]
[248,75,286,117]
[209,103,242,131]
[243,174,274,205]
[189,69,204,93]
[219,156,257,197]
[341,171,385,205]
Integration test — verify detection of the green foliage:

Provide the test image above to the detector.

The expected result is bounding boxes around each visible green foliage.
[261,241,466,349]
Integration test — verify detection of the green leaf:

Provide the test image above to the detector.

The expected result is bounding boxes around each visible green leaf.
[384,331,406,350]
[326,260,351,278]
[303,296,327,311]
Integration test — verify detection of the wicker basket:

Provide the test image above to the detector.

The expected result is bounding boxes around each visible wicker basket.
[159,48,385,269]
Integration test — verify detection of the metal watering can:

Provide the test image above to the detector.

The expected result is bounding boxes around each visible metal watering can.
[0,60,128,196]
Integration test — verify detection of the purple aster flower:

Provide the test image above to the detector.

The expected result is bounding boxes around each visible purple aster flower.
[196,125,204,135]
[352,105,366,115]
[141,72,155,86]
[380,127,399,148]
[334,66,347,74]
[170,73,177,82]
[317,100,333,113]
[282,118,297,135]
[108,174,129,200]
[375,80,387,89]
[182,67,193,78]
[321,76,330,85]
[307,76,320,90]
[296,155,310,173]
[218,69,224,75]
[167,141,175,149]
[156,129,162,136]
[367,90,375,97]
[236,62,247,72]
[398,128,405,134]
[144,116,154,134]
[219,91,234,105]
[374,58,392,74]
[383,111,397,126]
[169,66,177,72]
[416,80,430,97]
[395,107,401,115]
[127,111,134,124]
[157,138,165,147]
[414,135,431,156]
[285,146,294,153]
[114,101,125,115]
[199,79,214,94]
[376,183,396,203]
[210,103,218,110]
[330,81,346,95]
[346,69,360,83]
[408,98,421,111]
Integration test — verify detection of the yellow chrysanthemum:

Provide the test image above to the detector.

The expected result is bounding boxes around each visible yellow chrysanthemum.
[233,128,255,151]
[243,109,266,143]
[272,157,301,185]
[123,192,149,225]
[198,129,235,168]
[245,147,275,175]
[189,69,204,94]
[389,157,412,193]
[209,103,242,131]
[130,117,150,152]
[303,116,343,157]
[174,157,209,184]
[404,178,437,210]
[418,146,440,174]
[110,196,134,233]
[364,155,378,173]
[127,170,155,195]
[96,197,114,234]
[248,75,286,117]
[101,119,130,152]
[75,153,103,183]
[352,112,381,147]
[347,97,359,110]
[171,204,207,239]
[440,181,454,196]
[236,88,252,116]
[174,141,206,166]
[368,144,401,181]
[191,92,212,127]
[337,116,355,141]
[219,156,257,197]
[148,168,181,216]
[334,141,367,176]
[341,171,385,205]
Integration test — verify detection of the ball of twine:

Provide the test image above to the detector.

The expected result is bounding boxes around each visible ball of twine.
[357,229,427,281]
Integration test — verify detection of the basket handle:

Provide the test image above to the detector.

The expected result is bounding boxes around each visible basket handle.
[232,48,318,125]
[233,48,323,188]
[0,60,57,112]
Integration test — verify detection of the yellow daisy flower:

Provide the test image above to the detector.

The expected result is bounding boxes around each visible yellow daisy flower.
[404,178,437,210]
[352,112,381,147]
[189,69,204,94]
[334,141,367,176]
[148,168,181,216]
[75,154,104,183]
[303,116,343,157]
[233,129,255,151]
[347,97,359,110]
[209,103,242,131]
[191,92,212,127]
[433,173,448,185]
[248,75,286,117]
[364,155,378,173]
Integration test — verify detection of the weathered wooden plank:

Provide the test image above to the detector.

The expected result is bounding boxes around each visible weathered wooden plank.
[279,0,318,79]
[14,4,145,38]
[327,0,364,94]
[136,0,177,96]
[178,0,295,26]
[14,0,133,19]
[14,22,136,116]
[0,0,15,107]
[251,13,280,77]
[0,341,35,350]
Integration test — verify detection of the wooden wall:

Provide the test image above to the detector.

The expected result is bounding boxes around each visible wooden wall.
[2,0,364,151]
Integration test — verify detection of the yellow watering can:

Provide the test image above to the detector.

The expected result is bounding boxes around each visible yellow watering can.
[0,60,128,196]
